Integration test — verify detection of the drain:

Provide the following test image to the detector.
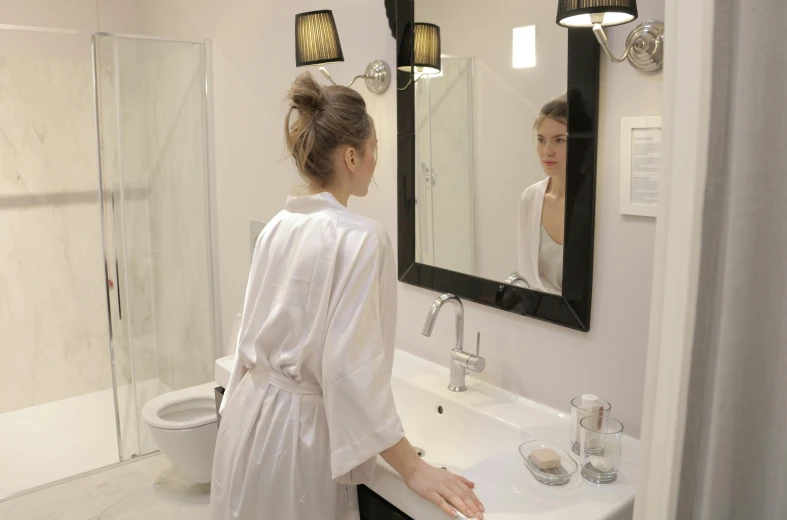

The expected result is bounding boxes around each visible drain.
[415,447,426,458]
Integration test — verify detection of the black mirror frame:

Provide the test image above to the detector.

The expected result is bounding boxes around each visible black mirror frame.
[391,0,600,331]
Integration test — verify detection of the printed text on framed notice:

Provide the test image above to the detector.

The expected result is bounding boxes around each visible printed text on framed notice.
[620,116,662,217]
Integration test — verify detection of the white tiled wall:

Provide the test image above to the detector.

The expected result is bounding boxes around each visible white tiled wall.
[0,29,110,413]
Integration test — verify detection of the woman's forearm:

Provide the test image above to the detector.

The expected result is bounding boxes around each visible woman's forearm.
[380,436,423,482]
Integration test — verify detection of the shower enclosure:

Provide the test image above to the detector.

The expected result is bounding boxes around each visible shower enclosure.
[0,27,215,499]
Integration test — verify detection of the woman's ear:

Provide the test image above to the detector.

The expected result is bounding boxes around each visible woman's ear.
[344,147,357,172]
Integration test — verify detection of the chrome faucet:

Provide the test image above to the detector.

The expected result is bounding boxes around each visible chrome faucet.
[422,294,486,392]
[504,272,530,288]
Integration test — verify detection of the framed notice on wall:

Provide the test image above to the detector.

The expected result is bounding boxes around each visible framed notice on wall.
[620,116,662,218]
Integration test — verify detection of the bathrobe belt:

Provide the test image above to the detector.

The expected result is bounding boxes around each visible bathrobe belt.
[248,364,323,396]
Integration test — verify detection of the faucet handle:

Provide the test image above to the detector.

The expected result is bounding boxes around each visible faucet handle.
[465,332,486,373]
[467,354,486,373]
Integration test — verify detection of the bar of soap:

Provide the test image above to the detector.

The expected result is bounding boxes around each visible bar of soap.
[530,448,561,470]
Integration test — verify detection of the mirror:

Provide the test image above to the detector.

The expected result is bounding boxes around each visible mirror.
[413,2,568,296]
[393,0,601,330]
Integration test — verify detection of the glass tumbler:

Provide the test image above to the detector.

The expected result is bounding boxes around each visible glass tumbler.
[570,395,611,455]
[579,415,624,484]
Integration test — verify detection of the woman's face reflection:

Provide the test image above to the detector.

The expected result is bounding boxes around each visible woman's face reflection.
[537,118,567,178]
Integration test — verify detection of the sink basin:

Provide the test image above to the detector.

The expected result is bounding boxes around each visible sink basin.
[215,349,639,519]
[389,362,549,472]
[215,355,234,389]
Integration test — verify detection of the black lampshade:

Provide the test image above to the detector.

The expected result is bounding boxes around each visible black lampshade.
[556,0,638,28]
[397,23,441,74]
[295,10,344,67]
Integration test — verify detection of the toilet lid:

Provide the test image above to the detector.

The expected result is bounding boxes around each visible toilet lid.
[141,383,218,430]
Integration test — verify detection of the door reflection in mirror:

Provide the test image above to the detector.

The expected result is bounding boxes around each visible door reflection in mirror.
[414,57,476,274]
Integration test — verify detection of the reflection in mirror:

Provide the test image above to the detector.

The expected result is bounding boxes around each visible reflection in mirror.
[413,0,569,295]
[517,96,567,295]
[414,57,476,274]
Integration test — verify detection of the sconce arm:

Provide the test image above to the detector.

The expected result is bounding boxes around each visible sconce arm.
[320,62,391,93]
[592,24,631,63]
[345,74,367,88]
[319,66,365,88]
[592,22,664,73]
[318,66,338,85]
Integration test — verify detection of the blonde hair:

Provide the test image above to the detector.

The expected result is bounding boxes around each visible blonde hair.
[533,94,568,131]
[285,72,374,188]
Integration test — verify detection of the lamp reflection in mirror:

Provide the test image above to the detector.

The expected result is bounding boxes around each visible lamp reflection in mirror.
[397,22,442,89]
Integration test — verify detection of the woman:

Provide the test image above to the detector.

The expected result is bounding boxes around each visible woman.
[210,72,484,520]
[516,95,567,295]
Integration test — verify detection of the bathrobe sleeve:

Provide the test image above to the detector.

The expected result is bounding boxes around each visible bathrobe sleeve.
[218,353,248,415]
[322,231,405,484]
[220,230,268,415]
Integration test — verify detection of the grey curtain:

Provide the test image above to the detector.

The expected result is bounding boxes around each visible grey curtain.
[677,1,787,518]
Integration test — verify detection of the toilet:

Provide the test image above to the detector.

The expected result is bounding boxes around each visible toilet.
[141,310,243,482]
[141,382,219,483]
[142,308,242,484]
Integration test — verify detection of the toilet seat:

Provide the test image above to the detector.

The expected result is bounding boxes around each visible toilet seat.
[141,383,217,431]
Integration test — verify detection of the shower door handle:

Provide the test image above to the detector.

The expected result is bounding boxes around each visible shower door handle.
[114,259,123,320]
[109,192,123,321]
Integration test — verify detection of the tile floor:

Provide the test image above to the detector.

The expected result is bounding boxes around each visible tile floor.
[0,455,210,520]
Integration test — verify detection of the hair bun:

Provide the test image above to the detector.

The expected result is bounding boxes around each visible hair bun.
[284,71,373,189]
[288,71,327,116]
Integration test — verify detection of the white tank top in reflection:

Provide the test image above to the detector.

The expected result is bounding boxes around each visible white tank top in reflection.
[539,225,563,294]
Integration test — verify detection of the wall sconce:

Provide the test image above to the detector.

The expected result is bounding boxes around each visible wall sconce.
[556,0,665,73]
[295,10,391,94]
[397,22,442,88]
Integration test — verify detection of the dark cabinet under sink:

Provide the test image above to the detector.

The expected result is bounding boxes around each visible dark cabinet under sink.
[359,485,414,520]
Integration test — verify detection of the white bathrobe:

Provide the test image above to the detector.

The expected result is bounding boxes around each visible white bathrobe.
[517,178,562,295]
[210,192,405,520]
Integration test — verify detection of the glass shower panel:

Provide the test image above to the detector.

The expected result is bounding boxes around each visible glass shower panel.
[94,35,215,459]
[0,28,119,498]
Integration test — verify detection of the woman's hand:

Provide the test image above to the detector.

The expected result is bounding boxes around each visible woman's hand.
[404,460,484,519]
[380,437,484,518]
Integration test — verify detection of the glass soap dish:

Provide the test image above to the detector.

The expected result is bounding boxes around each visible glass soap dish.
[519,441,578,486]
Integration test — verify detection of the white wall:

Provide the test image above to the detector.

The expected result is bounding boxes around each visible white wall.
[127,0,663,437]
[0,0,144,33]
